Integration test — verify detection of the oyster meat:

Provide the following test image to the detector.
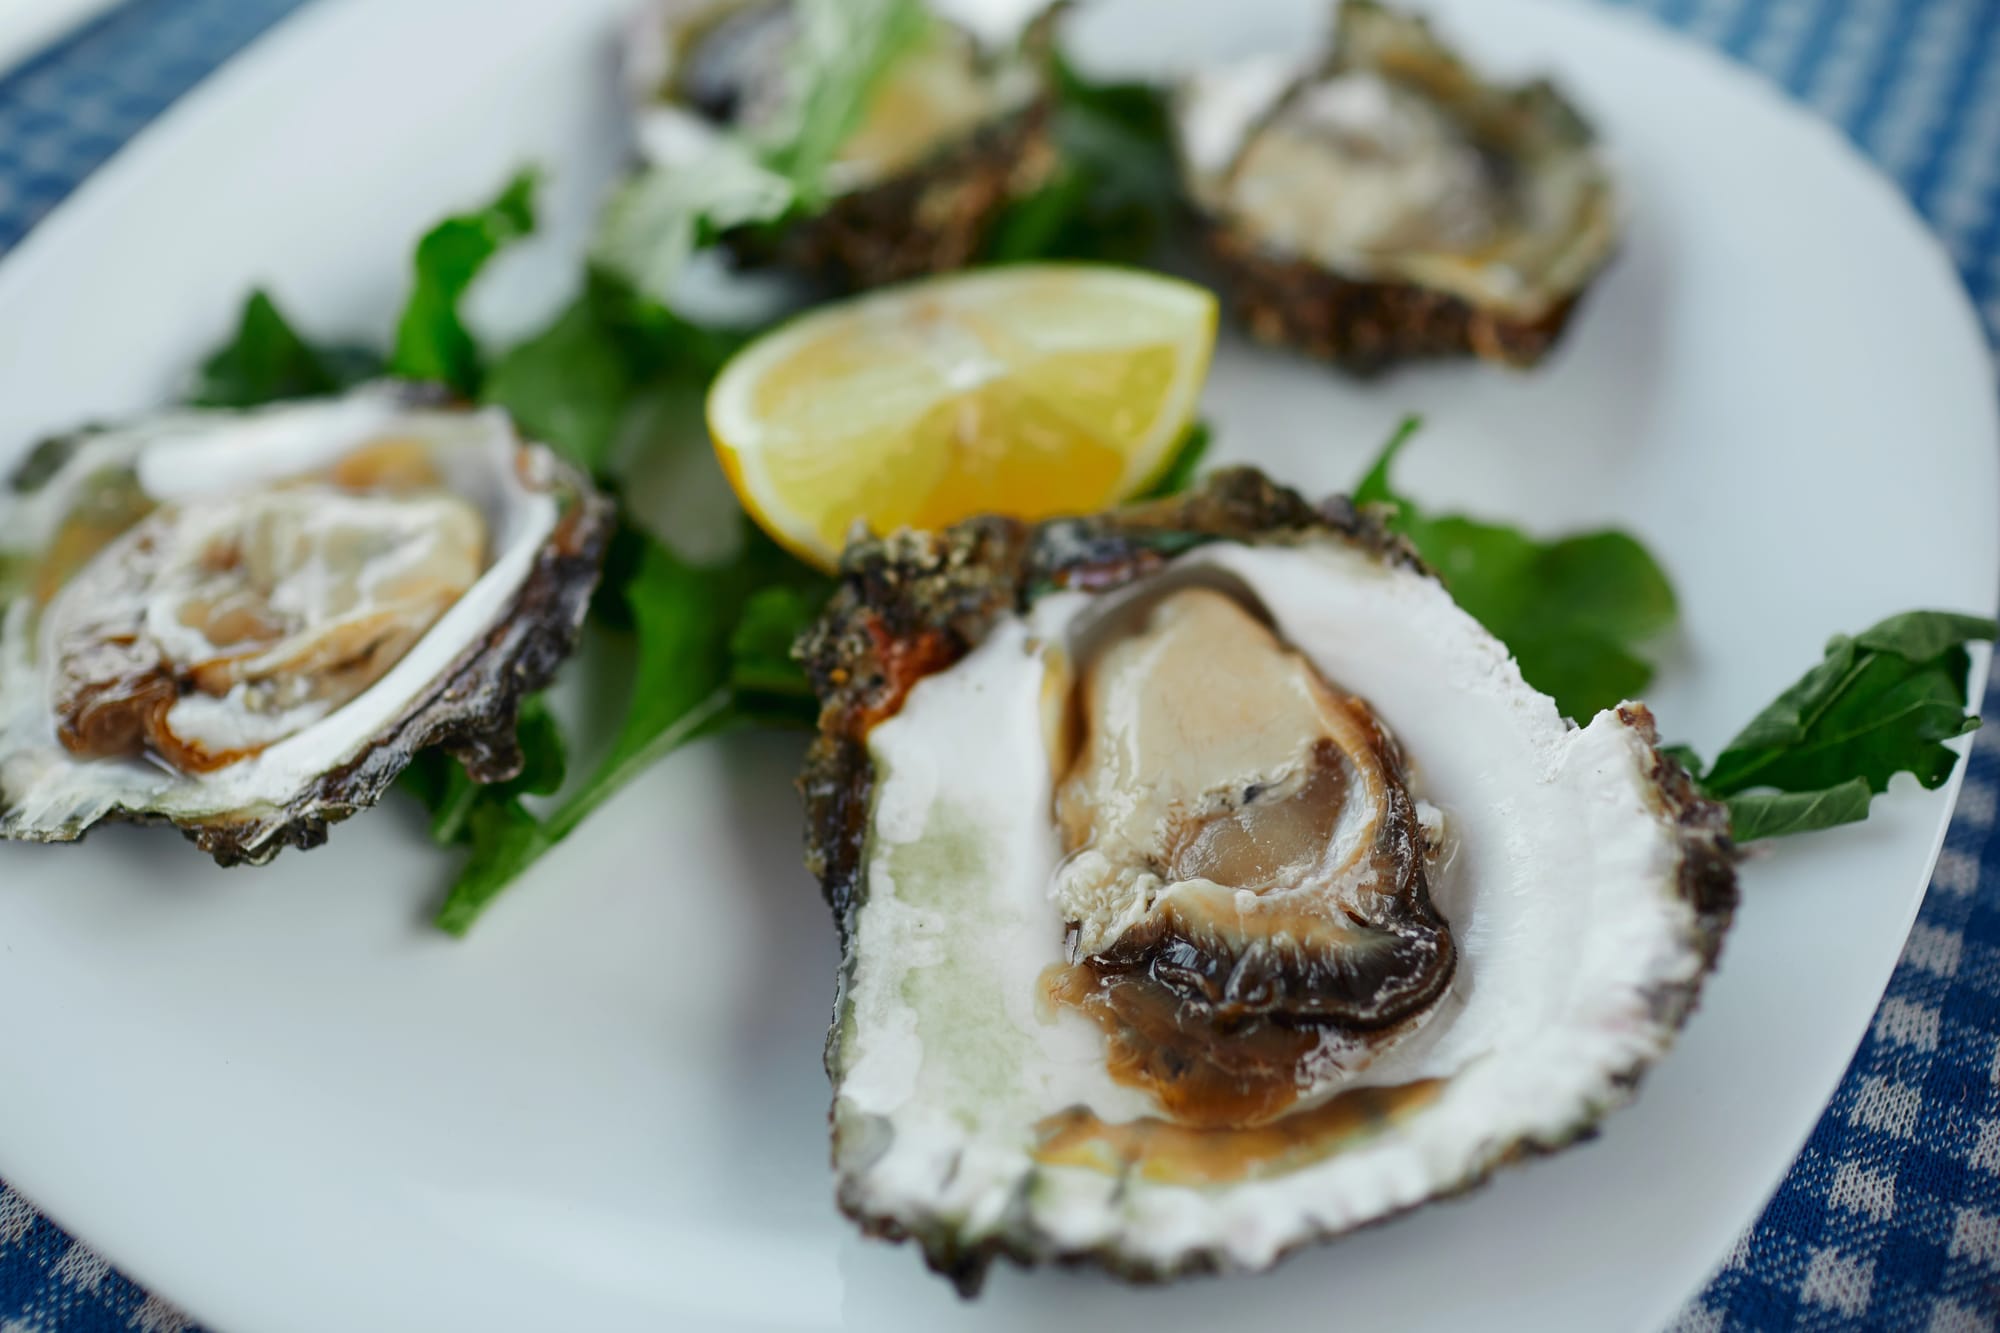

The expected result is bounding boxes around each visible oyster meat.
[0,385,612,864]
[799,469,1733,1291]
[624,0,1058,287]
[1175,1,1619,370]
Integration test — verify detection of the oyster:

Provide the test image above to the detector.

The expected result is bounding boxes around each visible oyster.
[624,0,1058,288]
[0,385,612,865]
[799,469,1734,1291]
[1175,1,1619,370]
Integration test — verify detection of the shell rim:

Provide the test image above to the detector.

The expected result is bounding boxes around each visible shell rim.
[0,388,616,867]
[796,467,1738,1293]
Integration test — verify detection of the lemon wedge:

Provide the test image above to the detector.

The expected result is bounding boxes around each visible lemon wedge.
[707,264,1218,569]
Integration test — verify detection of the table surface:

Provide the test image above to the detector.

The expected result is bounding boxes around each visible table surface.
[2,1,1999,1330]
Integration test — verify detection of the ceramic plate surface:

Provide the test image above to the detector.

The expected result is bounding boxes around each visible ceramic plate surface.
[0,0,1993,1329]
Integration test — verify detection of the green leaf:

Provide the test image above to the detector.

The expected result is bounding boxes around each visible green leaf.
[1658,744,1704,775]
[730,584,826,699]
[398,697,567,849]
[759,0,932,203]
[390,170,539,396]
[1352,420,1678,719]
[564,534,747,817]
[982,54,1182,266]
[1855,610,2000,663]
[1353,415,1422,507]
[594,152,797,304]
[1685,609,1992,842]
[1514,532,1680,646]
[596,0,931,300]
[1136,421,1212,500]
[1725,778,1874,841]
[420,525,820,934]
[191,290,383,407]
[505,699,570,799]
[1505,630,1655,724]
[482,270,759,478]
[1704,640,1986,798]
[480,297,632,476]
[431,801,553,936]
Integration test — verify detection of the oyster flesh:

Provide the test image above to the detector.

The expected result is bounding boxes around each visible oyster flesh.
[1175,1,1619,370]
[0,385,612,865]
[799,469,1733,1291]
[624,0,1058,287]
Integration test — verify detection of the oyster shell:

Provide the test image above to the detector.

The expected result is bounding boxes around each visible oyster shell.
[624,0,1059,288]
[0,385,612,865]
[799,469,1734,1291]
[1175,1,1619,370]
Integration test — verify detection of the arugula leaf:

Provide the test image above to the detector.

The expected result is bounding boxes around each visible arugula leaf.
[729,580,835,726]
[391,170,539,395]
[759,0,931,205]
[422,526,828,934]
[595,153,798,305]
[192,290,384,407]
[1136,421,1212,500]
[1355,418,1678,719]
[479,296,633,477]
[1725,779,1873,843]
[596,0,929,301]
[401,697,568,849]
[1857,611,2000,663]
[426,532,738,933]
[983,55,1181,266]
[730,586,817,696]
[1671,610,1996,840]
[482,271,755,478]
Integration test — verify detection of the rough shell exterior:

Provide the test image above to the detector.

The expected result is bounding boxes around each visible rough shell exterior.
[1,403,614,867]
[185,482,613,866]
[1203,219,1587,372]
[1181,0,1614,372]
[795,468,1738,1291]
[736,104,1058,289]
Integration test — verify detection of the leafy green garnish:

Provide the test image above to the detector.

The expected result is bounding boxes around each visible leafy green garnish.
[1675,611,1995,840]
[595,155,798,306]
[1354,424,1993,840]
[596,0,929,301]
[983,55,1181,266]
[759,0,931,205]
[425,534,737,933]
[390,171,539,395]
[192,174,538,409]
[191,290,383,407]
[482,271,754,478]
[400,697,568,850]
[1355,418,1679,719]
[1724,779,1874,843]
[729,581,834,725]
[1136,420,1212,500]
[417,527,829,934]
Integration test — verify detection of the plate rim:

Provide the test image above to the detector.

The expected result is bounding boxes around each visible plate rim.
[0,1,1992,1329]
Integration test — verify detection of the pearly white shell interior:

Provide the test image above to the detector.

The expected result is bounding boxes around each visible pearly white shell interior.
[833,538,1709,1271]
[0,388,560,847]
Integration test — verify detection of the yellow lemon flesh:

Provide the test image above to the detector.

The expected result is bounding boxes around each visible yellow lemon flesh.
[707,265,1218,570]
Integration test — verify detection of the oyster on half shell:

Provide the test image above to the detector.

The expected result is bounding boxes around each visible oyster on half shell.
[1175,1,1619,370]
[624,0,1058,288]
[799,469,1734,1291]
[0,385,612,865]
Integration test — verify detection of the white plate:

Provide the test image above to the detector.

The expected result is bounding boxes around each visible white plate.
[0,0,118,78]
[0,1,1992,1330]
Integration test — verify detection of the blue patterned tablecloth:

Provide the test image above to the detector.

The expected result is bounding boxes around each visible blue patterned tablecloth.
[3,0,2000,1329]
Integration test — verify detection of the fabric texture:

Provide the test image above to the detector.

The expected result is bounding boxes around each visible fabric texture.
[1,0,1999,1329]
